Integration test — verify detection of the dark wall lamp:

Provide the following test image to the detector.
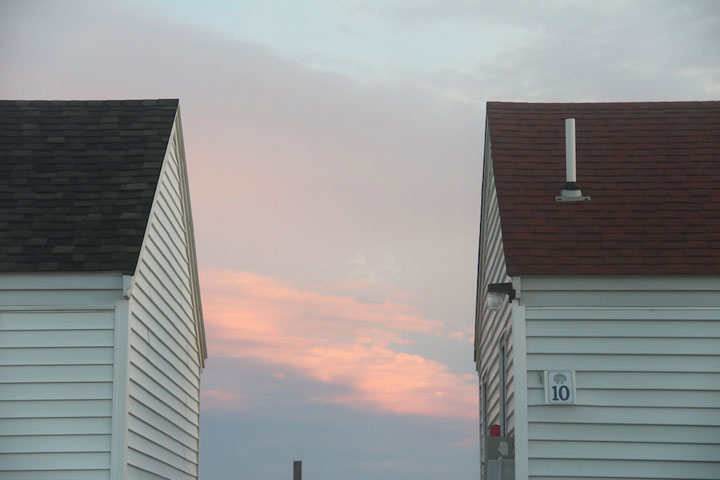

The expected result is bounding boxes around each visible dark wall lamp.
[486,282,516,311]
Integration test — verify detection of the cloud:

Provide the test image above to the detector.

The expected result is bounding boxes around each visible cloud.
[201,268,476,417]
[200,400,479,480]
[201,389,247,413]
[364,0,720,104]
[348,250,400,284]
[0,0,483,355]
[450,328,474,343]
[0,0,480,420]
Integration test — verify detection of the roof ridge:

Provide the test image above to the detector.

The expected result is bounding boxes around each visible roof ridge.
[0,98,179,107]
[487,100,720,108]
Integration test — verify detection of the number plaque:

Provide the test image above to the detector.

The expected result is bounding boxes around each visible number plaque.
[544,370,576,405]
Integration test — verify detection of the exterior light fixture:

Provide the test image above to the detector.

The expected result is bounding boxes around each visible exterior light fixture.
[486,282,516,312]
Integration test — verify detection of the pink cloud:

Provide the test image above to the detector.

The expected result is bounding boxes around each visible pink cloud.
[450,328,475,343]
[201,389,247,413]
[201,268,476,418]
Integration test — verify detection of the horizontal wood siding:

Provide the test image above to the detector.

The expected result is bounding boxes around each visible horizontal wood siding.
[127,123,201,479]
[477,143,514,480]
[0,273,123,479]
[522,276,720,480]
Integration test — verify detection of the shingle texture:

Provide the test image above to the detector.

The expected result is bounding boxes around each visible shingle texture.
[487,101,720,275]
[0,99,178,274]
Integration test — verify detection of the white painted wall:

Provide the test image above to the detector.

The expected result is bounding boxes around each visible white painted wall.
[0,272,125,480]
[476,136,514,474]
[519,275,720,480]
[125,115,203,479]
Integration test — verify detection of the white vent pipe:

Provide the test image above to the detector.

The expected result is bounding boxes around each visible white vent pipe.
[556,117,590,201]
[565,118,576,184]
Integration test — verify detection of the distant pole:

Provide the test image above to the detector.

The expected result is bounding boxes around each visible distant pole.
[293,460,302,480]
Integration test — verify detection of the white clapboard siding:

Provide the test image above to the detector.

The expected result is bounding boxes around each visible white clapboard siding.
[0,273,123,479]
[0,452,111,470]
[127,117,202,479]
[0,434,111,452]
[529,459,720,480]
[0,417,112,436]
[476,141,514,443]
[529,423,720,444]
[0,382,113,401]
[128,409,197,450]
[0,347,113,366]
[521,276,720,480]
[0,472,110,480]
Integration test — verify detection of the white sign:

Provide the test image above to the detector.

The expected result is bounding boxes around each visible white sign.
[544,370,576,405]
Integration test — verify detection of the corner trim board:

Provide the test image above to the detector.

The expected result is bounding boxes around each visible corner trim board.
[511,302,528,480]
[110,288,132,480]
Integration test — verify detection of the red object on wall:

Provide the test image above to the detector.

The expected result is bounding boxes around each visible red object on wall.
[489,424,501,437]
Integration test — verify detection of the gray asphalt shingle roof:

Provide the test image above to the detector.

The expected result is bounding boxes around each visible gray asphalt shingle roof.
[0,99,179,274]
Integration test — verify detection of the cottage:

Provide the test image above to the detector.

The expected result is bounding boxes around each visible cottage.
[475,101,720,479]
[0,99,207,479]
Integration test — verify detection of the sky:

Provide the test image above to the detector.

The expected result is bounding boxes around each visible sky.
[1,1,719,479]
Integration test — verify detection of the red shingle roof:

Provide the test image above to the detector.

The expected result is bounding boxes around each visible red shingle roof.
[487,101,720,275]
